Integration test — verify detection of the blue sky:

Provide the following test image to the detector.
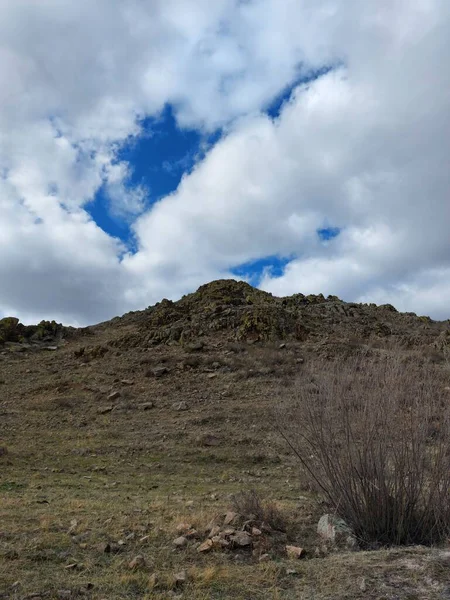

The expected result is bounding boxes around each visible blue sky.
[86,67,340,284]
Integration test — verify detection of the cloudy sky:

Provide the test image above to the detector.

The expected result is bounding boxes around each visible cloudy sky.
[1,0,450,325]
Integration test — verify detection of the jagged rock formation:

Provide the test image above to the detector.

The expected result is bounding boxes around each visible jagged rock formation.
[87,279,449,352]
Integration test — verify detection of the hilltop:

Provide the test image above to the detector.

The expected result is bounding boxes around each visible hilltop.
[1,280,449,599]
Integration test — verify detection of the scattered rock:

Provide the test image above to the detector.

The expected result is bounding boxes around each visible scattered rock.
[317,514,358,550]
[139,402,154,410]
[286,568,297,575]
[208,525,221,538]
[173,536,188,548]
[286,545,304,559]
[186,341,204,352]
[45,346,58,351]
[259,553,270,562]
[252,527,262,536]
[129,555,146,570]
[223,511,239,526]
[147,366,169,378]
[172,401,188,411]
[97,406,113,414]
[121,379,134,385]
[207,373,217,379]
[198,539,213,553]
[173,570,187,587]
[107,391,121,401]
[279,343,286,349]
[230,531,252,547]
[64,563,79,570]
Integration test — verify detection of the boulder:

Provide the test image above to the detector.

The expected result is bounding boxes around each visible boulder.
[317,514,358,550]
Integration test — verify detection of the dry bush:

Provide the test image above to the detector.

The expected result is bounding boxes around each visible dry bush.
[230,490,287,532]
[277,356,450,546]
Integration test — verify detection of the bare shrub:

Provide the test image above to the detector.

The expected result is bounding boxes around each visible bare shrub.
[277,356,450,546]
[230,489,287,532]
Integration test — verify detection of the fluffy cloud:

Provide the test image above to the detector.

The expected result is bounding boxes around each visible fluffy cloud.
[1,0,449,323]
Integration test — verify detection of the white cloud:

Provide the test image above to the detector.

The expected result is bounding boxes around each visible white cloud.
[1,0,450,323]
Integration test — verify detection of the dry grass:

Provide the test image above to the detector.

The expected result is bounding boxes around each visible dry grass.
[1,336,450,598]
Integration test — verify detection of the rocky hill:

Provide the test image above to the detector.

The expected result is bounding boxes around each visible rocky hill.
[2,279,449,356]
[58,279,450,353]
[1,279,450,599]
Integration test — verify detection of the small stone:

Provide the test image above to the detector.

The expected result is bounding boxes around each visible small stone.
[121,379,134,385]
[129,555,146,570]
[173,536,188,548]
[139,402,154,410]
[176,523,192,534]
[230,531,252,547]
[251,527,262,536]
[173,401,188,411]
[187,341,204,352]
[198,539,213,553]
[279,343,286,349]
[208,525,221,538]
[286,568,297,575]
[212,536,230,548]
[57,590,72,599]
[207,373,217,379]
[223,511,239,526]
[107,391,121,401]
[45,346,58,351]
[148,367,169,378]
[259,553,270,562]
[286,545,304,559]
[359,578,367,592]
[65,563,78,570]
[97,405,113,414]
[173,570,187,586]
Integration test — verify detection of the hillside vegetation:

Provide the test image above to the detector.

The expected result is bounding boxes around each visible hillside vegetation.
[1,280,449,599]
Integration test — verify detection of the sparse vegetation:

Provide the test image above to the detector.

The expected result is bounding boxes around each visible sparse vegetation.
[1,280,450,598]
[277,356,450,547]
[230,489,288,532]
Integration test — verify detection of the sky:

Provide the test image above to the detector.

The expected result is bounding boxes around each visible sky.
[1,0,450,326]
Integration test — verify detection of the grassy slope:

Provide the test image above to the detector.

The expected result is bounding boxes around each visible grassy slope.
[1,303,450,598]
